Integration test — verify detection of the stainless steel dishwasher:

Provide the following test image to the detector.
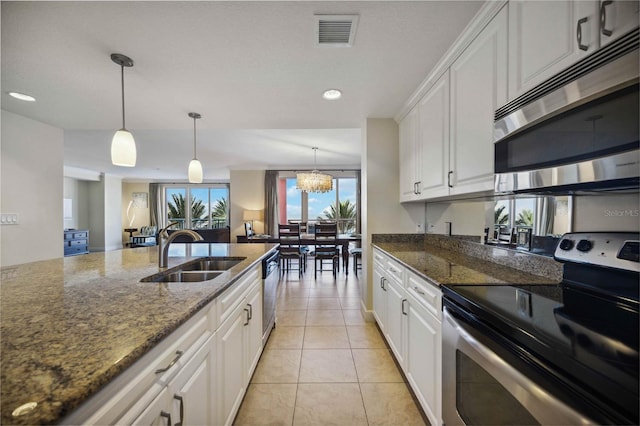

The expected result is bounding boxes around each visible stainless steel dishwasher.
[262,250,279,345]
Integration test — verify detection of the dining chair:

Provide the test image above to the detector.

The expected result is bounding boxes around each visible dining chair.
[313,222,340,278]
[278,223,304,277]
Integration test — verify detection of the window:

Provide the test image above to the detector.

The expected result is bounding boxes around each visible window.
[492,196,568,242]
[279,173,359,234]
[164,184,229,230]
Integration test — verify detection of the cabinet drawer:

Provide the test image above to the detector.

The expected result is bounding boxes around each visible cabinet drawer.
[69,239,87,246]
[64,245,87,255]
[73,231,88,239]
[406,271,441,319]
[373,249,387,267]
[217,266,259,325]
[385,258,405,284]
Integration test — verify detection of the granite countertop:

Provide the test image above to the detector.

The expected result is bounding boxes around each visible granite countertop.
[373,241,560,286]
[0,243,278,425]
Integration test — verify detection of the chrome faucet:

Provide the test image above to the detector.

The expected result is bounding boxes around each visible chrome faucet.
[158,223,204,268]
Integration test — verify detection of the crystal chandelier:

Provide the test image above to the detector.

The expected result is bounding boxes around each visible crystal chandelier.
[296,147,333,193]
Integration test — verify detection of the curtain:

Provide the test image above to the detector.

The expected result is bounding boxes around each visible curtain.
[264,170,278,236]
[534,196,556,236]
[149,183,163,228]
[355,170,362,234]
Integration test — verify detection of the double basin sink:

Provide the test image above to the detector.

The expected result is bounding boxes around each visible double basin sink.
[141,257,246,283]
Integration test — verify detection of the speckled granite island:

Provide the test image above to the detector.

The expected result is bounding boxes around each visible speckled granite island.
[0,243,277,425]
[371,234,562,286]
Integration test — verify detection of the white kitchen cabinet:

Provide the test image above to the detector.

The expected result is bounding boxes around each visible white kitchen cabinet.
[417,71,450,199]
[129,333,217,426]
[508,1,600,101]
[449,5,507,196]
[406,284,442,426]
[372,248,443,426]
[599,0,640,47]
[217,276,262,426]
[372,249,388,333]
[385,275,407,369]
[399,108,421,201]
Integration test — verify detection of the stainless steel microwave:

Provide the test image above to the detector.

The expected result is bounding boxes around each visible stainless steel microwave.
[494,29,639,194]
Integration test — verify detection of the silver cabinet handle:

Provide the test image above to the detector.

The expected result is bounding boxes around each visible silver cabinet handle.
[448,171,454,188]
[160,411,172,426]
[413,286,425,295]
[155,350,183,374]
[174,395,184,426]
[401,299,407,316]
[247,303,253,320]
[600,0,613,36]
[381,277,386,291]
[244,308,250,326]
[577,17,589,51]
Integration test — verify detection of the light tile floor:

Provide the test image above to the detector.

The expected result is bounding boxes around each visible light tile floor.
[234,262,428,426]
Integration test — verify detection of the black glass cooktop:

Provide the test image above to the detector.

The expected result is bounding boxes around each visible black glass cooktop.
[443,277,639,424]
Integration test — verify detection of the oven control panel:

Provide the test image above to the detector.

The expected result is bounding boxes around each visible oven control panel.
[555,232,640,272]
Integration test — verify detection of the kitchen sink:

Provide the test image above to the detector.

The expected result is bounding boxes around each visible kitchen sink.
[179,257,246,272]
[140,256,246,283]
[145,270,224,283]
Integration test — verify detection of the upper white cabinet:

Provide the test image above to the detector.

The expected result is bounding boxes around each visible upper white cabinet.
[399,5,507,202]
[599,0,640,47]
[417,71,450,199]
[449,5,507,196]
[399,108,421,202]
[508,0,600,100]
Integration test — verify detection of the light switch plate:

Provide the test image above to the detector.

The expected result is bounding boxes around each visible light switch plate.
[0,213,19,225]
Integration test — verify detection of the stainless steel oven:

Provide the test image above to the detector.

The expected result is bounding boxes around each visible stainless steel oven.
[442,232,639,426]
[494,29,639,194]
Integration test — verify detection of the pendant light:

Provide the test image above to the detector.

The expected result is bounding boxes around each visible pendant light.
[188,112,203,183]
[110,53,137,167]
[296,147,333,193]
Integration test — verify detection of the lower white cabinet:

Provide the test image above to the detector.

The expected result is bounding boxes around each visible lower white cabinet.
[65,263,265,426]
[371,248,442,426]
[406,290,442,426]
[128,333,217,426]
[217,276,263,426]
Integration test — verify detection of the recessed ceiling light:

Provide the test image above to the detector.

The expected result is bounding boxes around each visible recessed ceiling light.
[8,92,36,102]
[323,89,342,100]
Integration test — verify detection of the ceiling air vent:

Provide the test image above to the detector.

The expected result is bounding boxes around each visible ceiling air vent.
[315,14,359,47]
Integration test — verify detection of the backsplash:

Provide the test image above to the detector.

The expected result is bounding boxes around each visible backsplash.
[372,233,563,281]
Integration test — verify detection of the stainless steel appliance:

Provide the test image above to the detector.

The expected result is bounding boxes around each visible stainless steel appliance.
[494,29,639,194]
[442,232,639,425]
[262,250,279,345]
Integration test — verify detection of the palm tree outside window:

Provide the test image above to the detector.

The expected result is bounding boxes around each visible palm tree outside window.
[164,184,229,230]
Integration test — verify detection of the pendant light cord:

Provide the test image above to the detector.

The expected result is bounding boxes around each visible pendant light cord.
[193,116,197,159]
[120,64,126,129]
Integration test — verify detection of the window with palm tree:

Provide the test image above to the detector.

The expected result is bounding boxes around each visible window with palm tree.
[165,185,229,229]
[318,199,357,234]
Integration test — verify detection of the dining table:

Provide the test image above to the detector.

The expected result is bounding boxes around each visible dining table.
[236,233,362,274]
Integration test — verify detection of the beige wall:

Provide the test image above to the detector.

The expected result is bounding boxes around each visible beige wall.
[1,110,64,266]
[63,177,91,230]
[121,182,151,245]
[230,170,265,241]
[425,200,490,239]
[362,118,424,312]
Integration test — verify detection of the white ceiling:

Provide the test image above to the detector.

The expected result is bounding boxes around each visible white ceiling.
[1,1,483,181]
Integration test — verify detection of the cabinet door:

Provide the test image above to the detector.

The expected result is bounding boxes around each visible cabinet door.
[130,388,171,426]
[217,302,249,426]
[385,277,406,369]
[599,0,640,47]
[372,262,387,333]
[169,334,216,426]
[245,281,263,380]
[399,108,420,202]
[508,1,599,100]
[450,5,507,196]
[418,71,450,199]
[406,295,442,426]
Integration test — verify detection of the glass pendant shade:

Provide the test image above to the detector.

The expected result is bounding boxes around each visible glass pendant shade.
[111,129,137,167]
[296,170,333,193]
[296,147,333,193]
[188,159,203,183]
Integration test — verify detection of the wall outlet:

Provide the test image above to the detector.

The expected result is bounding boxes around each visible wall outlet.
[426,222,435,233]
[0,213,18,225]
[416,223,423,233]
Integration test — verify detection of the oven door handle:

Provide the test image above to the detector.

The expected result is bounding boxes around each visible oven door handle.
[443,307,594,426]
